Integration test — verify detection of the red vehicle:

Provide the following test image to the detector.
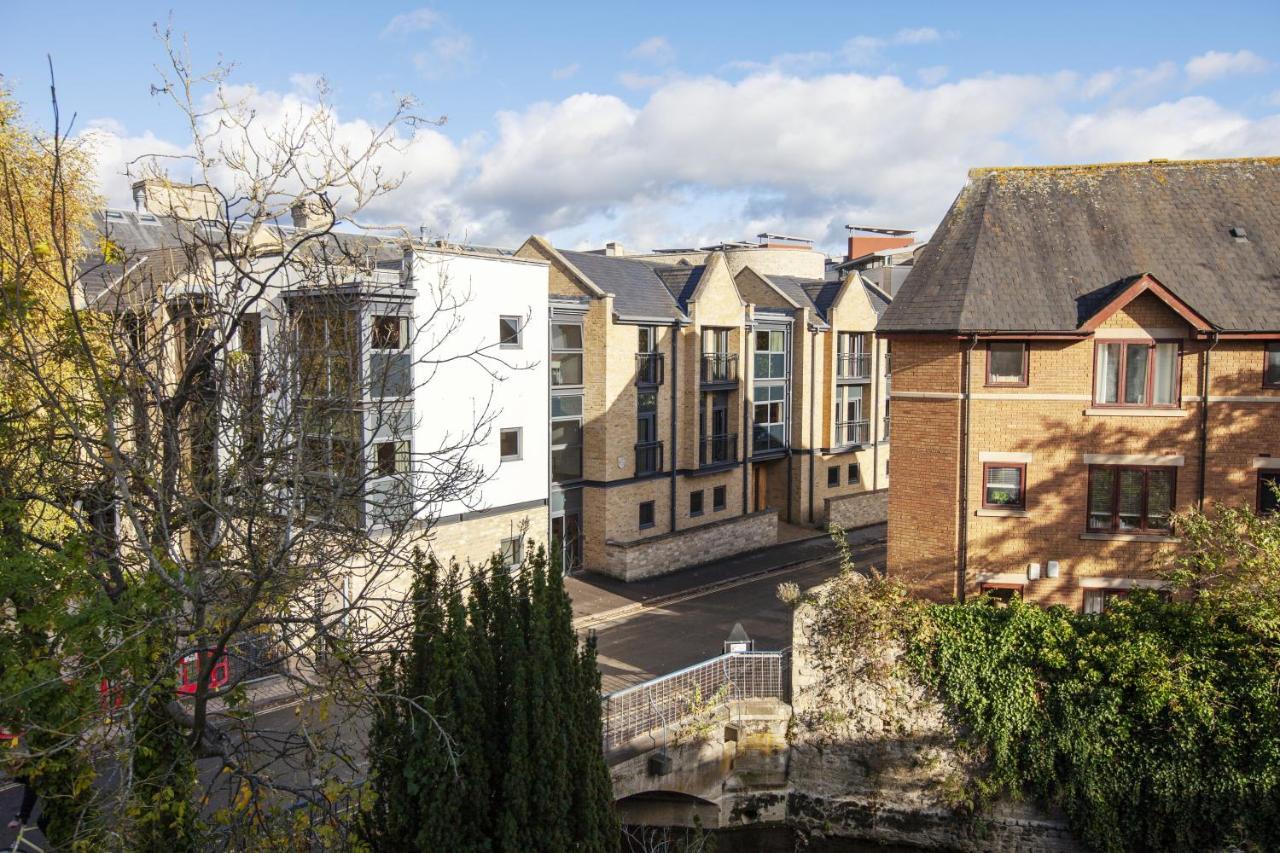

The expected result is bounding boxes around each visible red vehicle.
[176,650,230,695]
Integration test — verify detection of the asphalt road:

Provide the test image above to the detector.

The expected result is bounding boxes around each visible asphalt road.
[591,537,886,694]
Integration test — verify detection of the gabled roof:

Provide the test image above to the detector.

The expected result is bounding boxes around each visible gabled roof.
[879,157,1280,334]
[861,278,892,318]
[559,249,686,322]
[800,280,842,320]
[648,263,706,312]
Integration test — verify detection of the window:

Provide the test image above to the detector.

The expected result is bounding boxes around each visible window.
[499,316,522,348]
[499,428,522,461]
[369,313,412,399]
[636,390,661,475]
[638,326,658,353]
[1259,471,1280,515]
[375,440,409,477]
[980,583,1022,605]
[690,490,704,516]
[551,395,583,482]
[500,536,524,568]
[827,466,840,487]
[986,342,1027,386]
[837,332,870,379]
[982,463,1025,510]
[639,500,655,530]
[835,384,868,445]
[372,315,408,350]
[1082,588,1129,615]
[551,322,584,387]
[1266,343,1280,389]
[848,463,860,484]
[713,485,726,512]
[754,329,787,379]
[1094,341,1180,407]
[1087,465,1175,533]
[752,384,786,452]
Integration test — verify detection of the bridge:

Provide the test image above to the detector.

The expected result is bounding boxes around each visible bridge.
[600,650,793,828]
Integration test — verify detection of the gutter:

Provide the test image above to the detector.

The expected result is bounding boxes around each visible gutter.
[871,335,881,492]
[1197,332,1220,510]
[956,335,979,603]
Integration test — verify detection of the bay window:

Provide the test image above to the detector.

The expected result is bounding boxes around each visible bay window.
[1087,465,1175,533]
[1094,340,1179,407]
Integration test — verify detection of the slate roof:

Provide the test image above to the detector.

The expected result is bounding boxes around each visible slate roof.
[800,280,841,320]
[879,157,1280,334]
[861,279,891,318]
[559,250,686,322]
[647,263,706,312]
[761,274,830,327]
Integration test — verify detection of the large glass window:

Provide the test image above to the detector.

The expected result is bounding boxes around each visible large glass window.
[835,384,868,446]
[752,384,786,452]
[1094,341,1179,407]
[754,329,787,379]
[551,394,583,482]
[837,332,870,379]
[551,322,584,387]
[1087,465,1175,533]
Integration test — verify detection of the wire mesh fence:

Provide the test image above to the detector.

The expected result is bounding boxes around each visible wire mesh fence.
[600,650,789,753]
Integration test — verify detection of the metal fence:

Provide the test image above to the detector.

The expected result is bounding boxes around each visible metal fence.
[600,650,788,753]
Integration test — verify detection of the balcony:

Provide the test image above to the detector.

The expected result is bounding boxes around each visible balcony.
[836,352,871,381]
[701,353,738,386]
[635,352,664,386]
[635,440,664,476]
[699,432,738,467]
[835,419,871,447]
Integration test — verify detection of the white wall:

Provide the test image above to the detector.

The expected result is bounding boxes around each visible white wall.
[409,249,549,520]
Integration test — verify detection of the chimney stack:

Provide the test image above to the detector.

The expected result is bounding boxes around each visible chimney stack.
[290,198,331,231]
[130,178,221,220]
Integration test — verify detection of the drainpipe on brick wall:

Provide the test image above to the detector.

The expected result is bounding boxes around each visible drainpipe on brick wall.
[871,336,881,493]
[669,320,680,533]
[956,335,979,603]
[1198,332,1219,510]
[808,328,817,525]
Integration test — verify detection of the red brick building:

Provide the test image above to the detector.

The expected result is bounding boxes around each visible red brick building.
[878,158,1280,609]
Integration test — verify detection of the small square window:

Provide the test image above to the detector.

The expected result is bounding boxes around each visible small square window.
[848,462,860,484]
[499,428,522,461]
[986,342,1027,386]
[639,501,655,529]
[690,490,704,516]
[713,485,726,511]
[499,316,522,349]
[372,315,408,350]
[983,463,1025,510]
[375,440,408,477]
[500,536,524,568]
[827,466,840,487]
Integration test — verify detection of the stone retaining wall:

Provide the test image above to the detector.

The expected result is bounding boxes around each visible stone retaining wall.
[599,509,778,582]
[824,488,888,530]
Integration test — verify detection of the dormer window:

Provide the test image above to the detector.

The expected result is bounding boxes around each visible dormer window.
[1094,340,1179,407]
[986,342,1028,386]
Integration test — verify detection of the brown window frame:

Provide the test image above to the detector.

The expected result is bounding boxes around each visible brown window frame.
[1265,343,1280,389]
[1085,464,1177,534]
[1258,470,1280,515]
[1081,587,1129,614]
[985,342,1029,387]
[1091,339,1182,409]
[981,462,1026,510]
[980,582,1024,605]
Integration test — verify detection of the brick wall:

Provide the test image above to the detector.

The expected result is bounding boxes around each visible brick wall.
[599,509,779,581]
[824,489,888,530]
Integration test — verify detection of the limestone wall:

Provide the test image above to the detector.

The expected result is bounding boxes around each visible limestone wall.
[599,509,778,581]
[823,489,888,530]
[786,588,1085,852]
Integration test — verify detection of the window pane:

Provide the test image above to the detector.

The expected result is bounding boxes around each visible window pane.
[1266,345,1280,386]
[500,317,520,346]
[754,352,769,377]
[985,466,1023,506]
[500,429,520,459]
[771,354,785,377]
[551,395,583,418]
[989,344,1025,383]
[1089,467,1115,529]
[1153,343,1178,405]
[1083,589,1106,615]
[551,323,582,350]
[755,331,770,352]
[1096,343,1120,404]
[1146,468,1173,530]
[1117,469,1144,529]
[552,446,582,480]
[1123,344,1150,405]
[372,315,404,350]
[551,352,583,386]
[1261,473,1280,515]
[551,420,582,448]
[771,331,784,351]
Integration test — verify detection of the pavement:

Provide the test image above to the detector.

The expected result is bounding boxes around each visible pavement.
[569,522,886,694]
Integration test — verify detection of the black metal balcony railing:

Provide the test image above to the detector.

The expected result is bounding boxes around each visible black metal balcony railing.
[836,352,872,380]
[835,419,871,447]
[699,432,738,466]
[635,440,664,476]
[635,352,664,386]
[701,353,738,384]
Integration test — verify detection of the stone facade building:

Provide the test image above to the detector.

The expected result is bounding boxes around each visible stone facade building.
[517,235,892,580]
[877,158,1280,608]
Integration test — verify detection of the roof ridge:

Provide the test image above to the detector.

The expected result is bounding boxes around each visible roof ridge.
[968,156,1280,179]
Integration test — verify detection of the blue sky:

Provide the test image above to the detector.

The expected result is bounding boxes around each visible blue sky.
[3,1,1278,252]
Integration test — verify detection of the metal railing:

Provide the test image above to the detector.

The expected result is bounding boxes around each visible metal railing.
[635,440,664,476]
[635,352,664,386]
[835,418,870,447]
[701,353,738,384]
[699,432,738,466]
[600,651,789,753]
[836,352,871,380]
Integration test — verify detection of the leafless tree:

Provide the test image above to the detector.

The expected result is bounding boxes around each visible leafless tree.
[0,31,530,849]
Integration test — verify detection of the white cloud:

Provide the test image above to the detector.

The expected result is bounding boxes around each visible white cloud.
[381,8,442,38]
[1186,49,1269,84]
[630,36,675,66]
[414,32,475,79]
[917,65,949,85]
[894,27,942,45]
[551,63,581,81]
